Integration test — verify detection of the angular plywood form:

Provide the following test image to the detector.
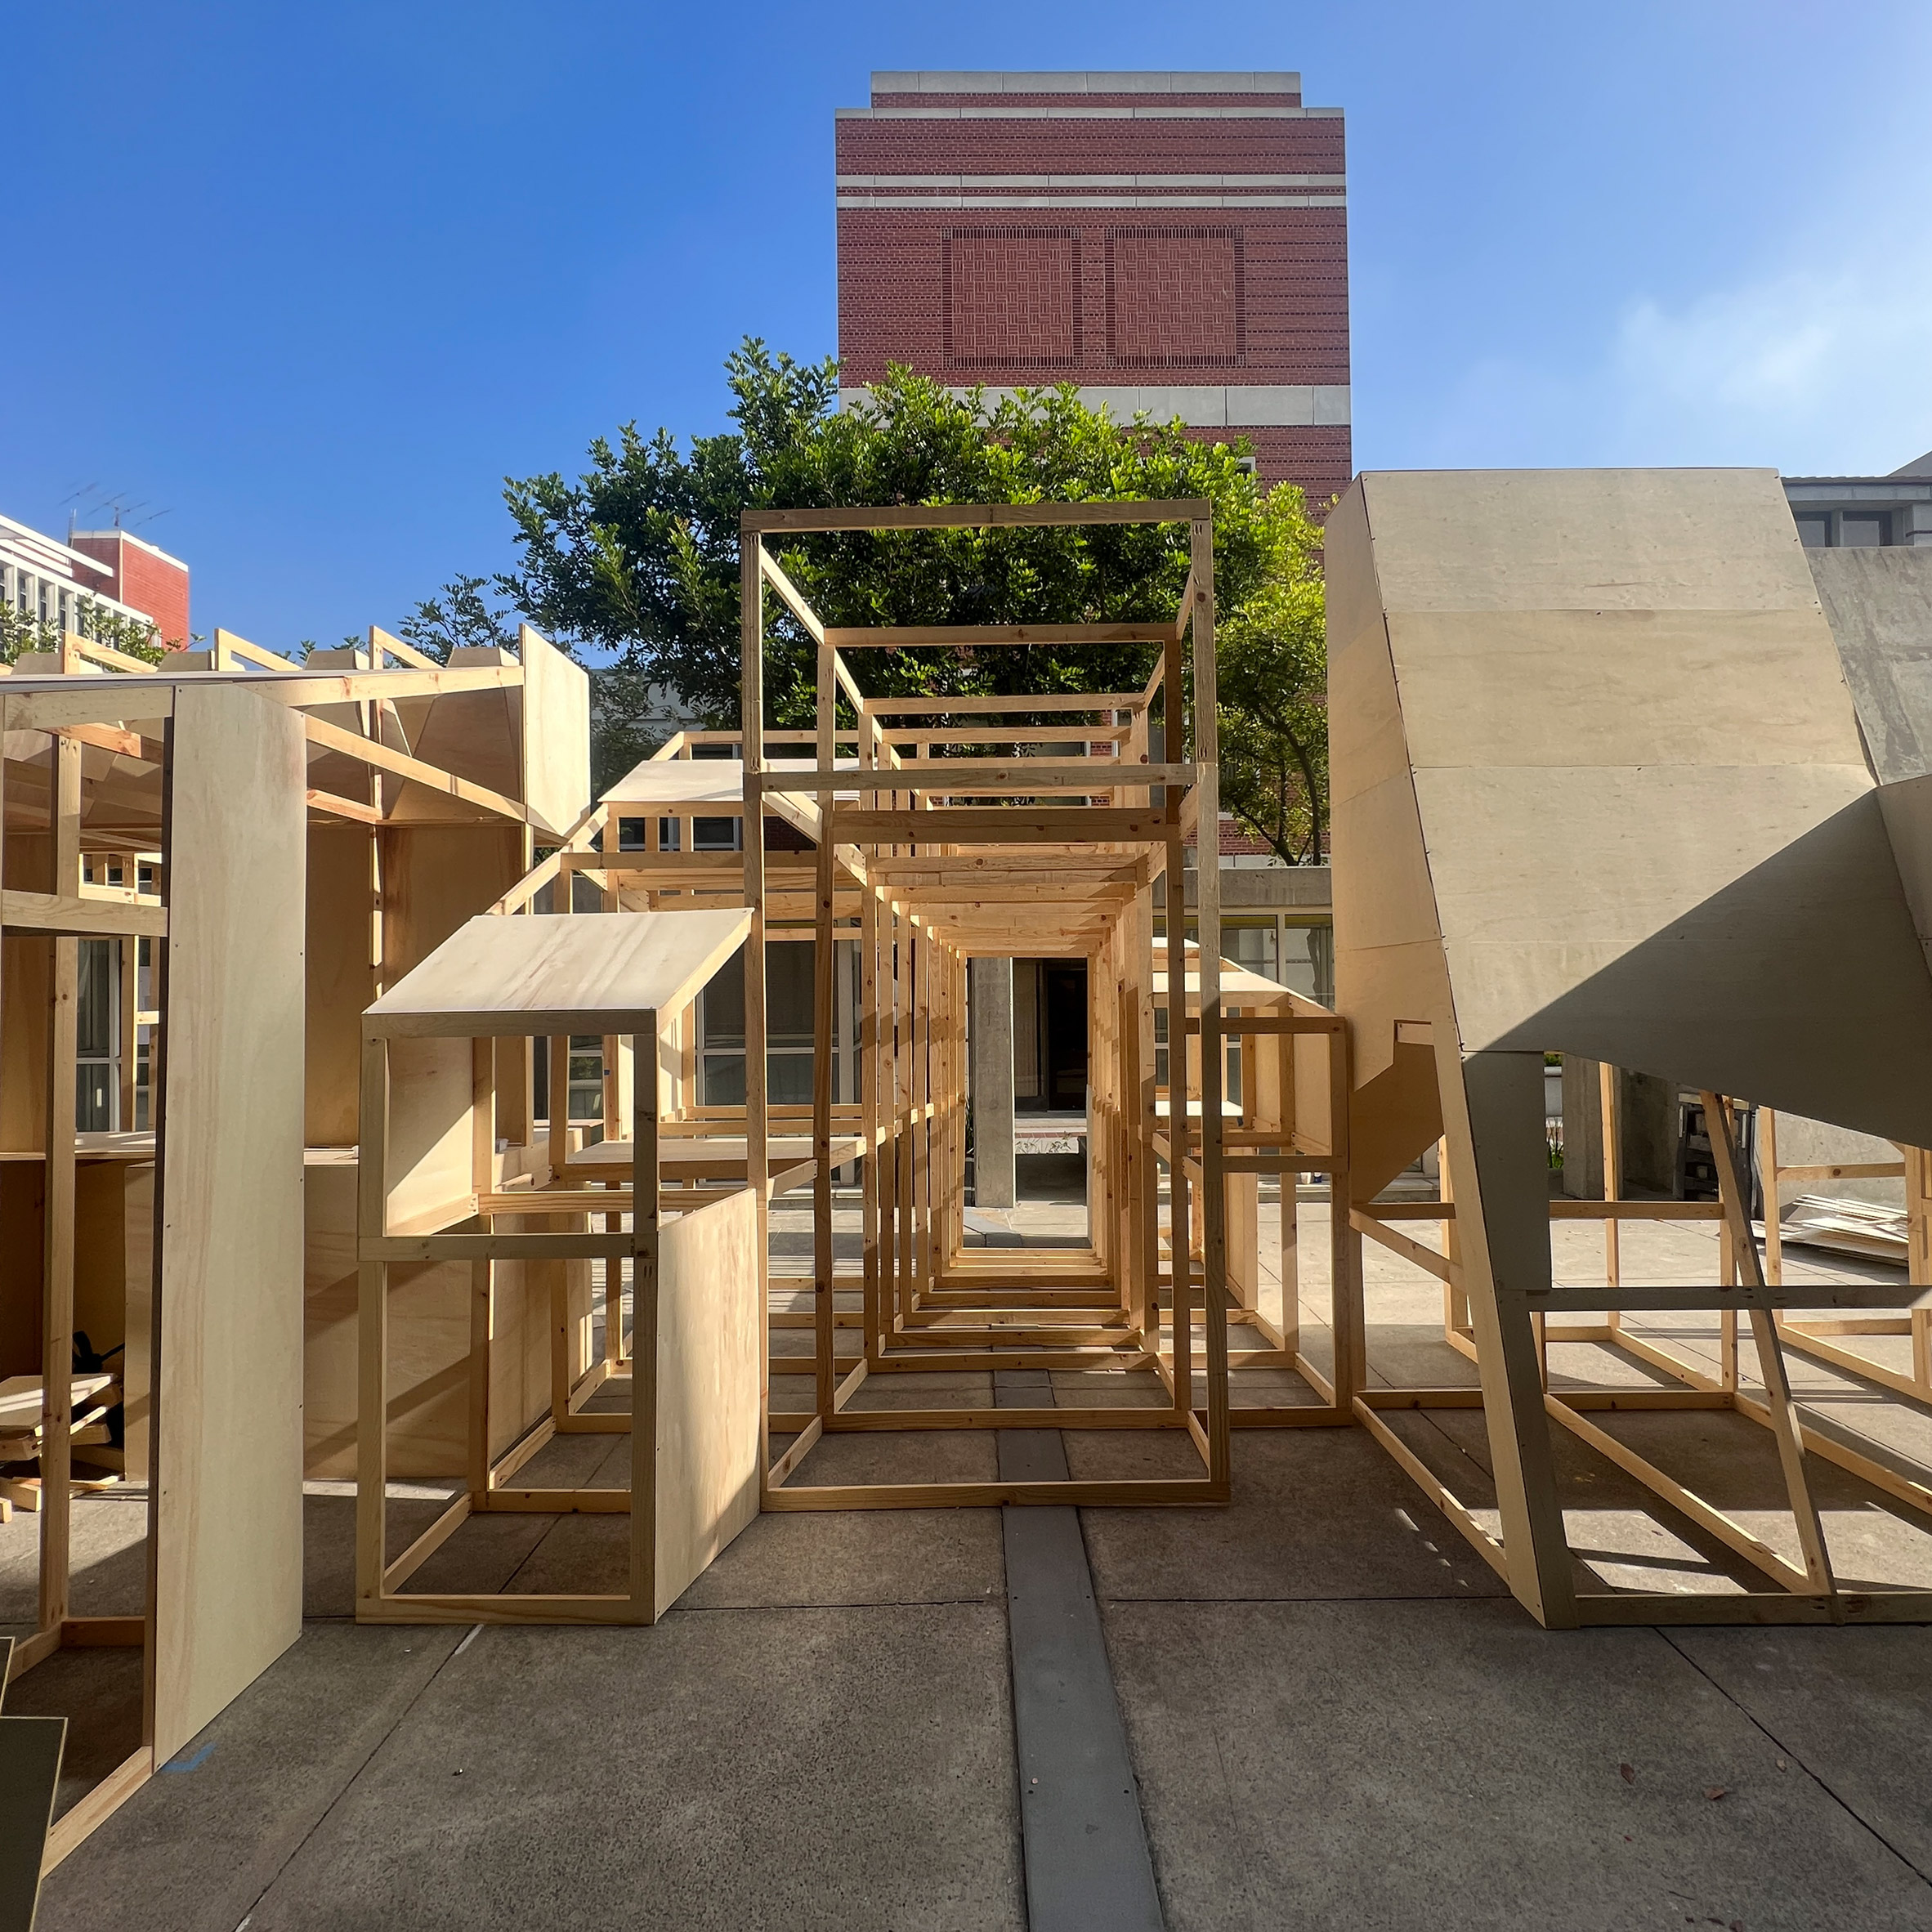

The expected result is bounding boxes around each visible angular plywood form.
[1334,468,1932,1150]
[1331,469,1932,1629]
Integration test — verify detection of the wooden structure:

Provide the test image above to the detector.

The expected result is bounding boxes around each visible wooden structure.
[1330,467,1932,1627]
[2,667,306,1863]
[722,499,1357,1507]
[355,906,763,1623]
[0,624,589,1861]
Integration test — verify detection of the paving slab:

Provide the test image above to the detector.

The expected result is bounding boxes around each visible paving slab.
[34,1623,463,1932]
[1106,1596,1932,1932]
[1670,1626,1932,1880]
[235,1606,1022,1932]
[679,1505,1003,1609]
[1079,1427,1509,1603]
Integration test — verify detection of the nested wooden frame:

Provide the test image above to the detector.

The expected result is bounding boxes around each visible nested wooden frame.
[354,1014,661,1626]
[731,499,1266,1509]
[1352,1049,1932,1627]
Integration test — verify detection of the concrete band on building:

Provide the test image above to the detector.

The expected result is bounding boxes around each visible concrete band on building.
[836,68,1350,503]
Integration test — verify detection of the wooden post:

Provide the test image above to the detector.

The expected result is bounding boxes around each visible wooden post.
[38,733,83,1630]
[628,1019,660,1619]
[1190,514,1231,1489]
[741,529,771,1487]
[1702,1092,1838,1606]
[355,1033,390,1611]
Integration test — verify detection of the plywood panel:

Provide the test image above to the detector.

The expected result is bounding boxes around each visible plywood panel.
[1809,547,1932,785]
[304,1151,558,1478]
[410,651,521,798]
[152,682,306,1763]
[651,1187,761,1617]
[72,1159,153,1479]
[1388,608,1864,773]
[1360,467,1817,615]
[367,908,751,1038]
[520,627,591,839]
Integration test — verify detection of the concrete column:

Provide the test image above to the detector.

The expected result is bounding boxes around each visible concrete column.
[971,958,1017,1208]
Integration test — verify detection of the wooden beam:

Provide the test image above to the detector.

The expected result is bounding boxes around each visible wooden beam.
[742,499,1209,534]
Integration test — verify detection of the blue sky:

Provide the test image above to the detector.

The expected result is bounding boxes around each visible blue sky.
[7,2,1930,648]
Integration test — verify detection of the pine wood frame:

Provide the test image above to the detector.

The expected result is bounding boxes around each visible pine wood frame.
[729,498,1286,1509]
[0,633,587,1862]
[1353,1071,1932,1627]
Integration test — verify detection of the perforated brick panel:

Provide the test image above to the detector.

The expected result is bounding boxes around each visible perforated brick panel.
[946,230,1082,368]
[1107,229,1243,366]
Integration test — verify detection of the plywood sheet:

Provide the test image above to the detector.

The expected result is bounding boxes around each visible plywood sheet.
[1388,607,1863,773]
[306,824,375,1146]
[367,908,751,1038]
[651,1187,761,1617]
[520,628,591,838]
[305,1151,566,1478]
[152,682,306,1763]
[1360,467,1817,614]
[1809,547,1932,785]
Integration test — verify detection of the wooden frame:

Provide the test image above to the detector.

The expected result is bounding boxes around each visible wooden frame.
[732,502,1246,1508]
[2,674,308,1868]
[1326,466,1932,1630]
[353,906,763,1623]
[0,627,591,1861]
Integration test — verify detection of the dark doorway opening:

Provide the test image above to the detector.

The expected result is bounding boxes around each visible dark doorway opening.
[1043,962,1089,1112]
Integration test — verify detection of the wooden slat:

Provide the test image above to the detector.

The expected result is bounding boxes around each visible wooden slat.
[743,499,1208,533]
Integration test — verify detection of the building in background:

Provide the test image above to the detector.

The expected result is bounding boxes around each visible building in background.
[835,69,1349,503]
[1784,450,1932,549]
[0,512,190,647]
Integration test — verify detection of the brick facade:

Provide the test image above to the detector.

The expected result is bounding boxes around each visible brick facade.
[68,529,191,646]
[835,70,1349,505]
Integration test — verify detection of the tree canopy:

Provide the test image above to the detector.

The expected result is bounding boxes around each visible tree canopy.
[485,338,1330,861]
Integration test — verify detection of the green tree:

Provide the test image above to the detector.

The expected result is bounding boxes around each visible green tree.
[398,574,519,662]
[493,338,1329,852]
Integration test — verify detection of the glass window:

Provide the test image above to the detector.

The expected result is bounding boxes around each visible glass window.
[567,1035,604,1127]
[1795,514,1831,548]
[693,817,742,852]
[74,938,119,1131]
[1842,512,1890,548]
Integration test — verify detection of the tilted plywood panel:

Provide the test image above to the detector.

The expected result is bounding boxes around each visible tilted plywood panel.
[1414,763,1876,961]
[1361,468,1818,615]
[1332,773,1444,959]
[412,649,522,798]
[650,1188,762,1617]
[1809,548,1932,785]
[520,627,591,839]
[367,908,751,1038]
[1388,608,1864,773]
[152,682,306,1763]
[1323,481,1413,809]
[1878,775,1932,980]
[603,758,749,807]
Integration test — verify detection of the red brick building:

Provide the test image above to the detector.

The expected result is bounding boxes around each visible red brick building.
[835,69,1349,504]
[1,514,191,649]
[66,527,191,647]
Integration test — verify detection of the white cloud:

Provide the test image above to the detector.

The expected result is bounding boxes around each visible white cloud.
[1608,253,1932,472]
[1402,230,1932,476]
